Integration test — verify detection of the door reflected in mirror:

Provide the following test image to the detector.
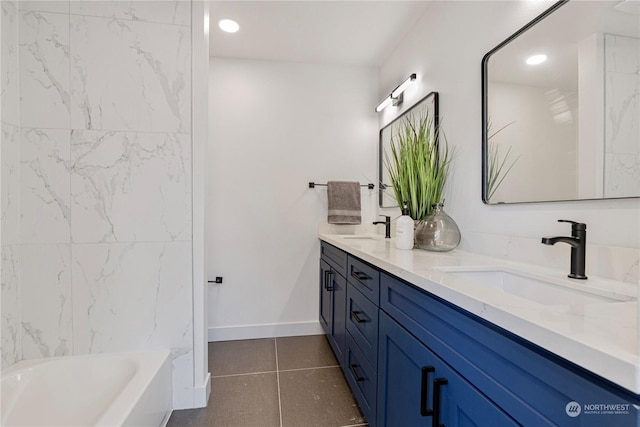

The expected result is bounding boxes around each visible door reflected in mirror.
[482,0,639,204]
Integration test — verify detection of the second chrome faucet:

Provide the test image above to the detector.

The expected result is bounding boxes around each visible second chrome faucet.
[541,219,587,280]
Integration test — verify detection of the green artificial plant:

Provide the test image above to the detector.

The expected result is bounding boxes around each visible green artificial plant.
[385,108,452,220]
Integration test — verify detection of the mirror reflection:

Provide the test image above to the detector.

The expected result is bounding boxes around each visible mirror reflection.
[482,0,639,204]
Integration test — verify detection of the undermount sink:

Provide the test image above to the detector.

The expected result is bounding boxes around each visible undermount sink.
[339,235,376,240]
[434,266,635,305]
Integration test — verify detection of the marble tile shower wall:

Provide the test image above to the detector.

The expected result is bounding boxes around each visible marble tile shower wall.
[2,0,22,369]
[2,0,195,407]
[604,34,639,198]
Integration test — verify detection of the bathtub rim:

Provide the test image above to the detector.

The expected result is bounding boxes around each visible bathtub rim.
[1,349,172,427]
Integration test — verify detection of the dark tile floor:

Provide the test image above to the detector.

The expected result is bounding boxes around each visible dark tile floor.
[167,335,367,427]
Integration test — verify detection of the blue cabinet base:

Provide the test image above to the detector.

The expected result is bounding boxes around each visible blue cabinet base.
[381,272,640,427]
[377,311,517,427]
[319,242,640,427]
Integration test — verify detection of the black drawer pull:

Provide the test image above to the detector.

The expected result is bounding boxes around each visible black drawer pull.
[420,366,435,416]
[351,271,370,281]
[351,310,367,323]
[432,377,448,427]
[350,363,365,381]
[324,270,333,291]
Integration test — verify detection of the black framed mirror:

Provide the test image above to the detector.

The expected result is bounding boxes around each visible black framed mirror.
[379,92,439,207]
[482,0,639,204]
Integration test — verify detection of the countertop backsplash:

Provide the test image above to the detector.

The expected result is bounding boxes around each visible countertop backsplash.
[461,231,639,286]
[318,222,384,236]
[318,222,639,286]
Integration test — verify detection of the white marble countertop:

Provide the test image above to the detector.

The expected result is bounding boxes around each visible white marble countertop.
[319,232,640,395]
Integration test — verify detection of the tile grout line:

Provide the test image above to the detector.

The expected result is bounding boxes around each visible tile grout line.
[279,364,341,373]
[210,370,278,379]
[275,338,283,427]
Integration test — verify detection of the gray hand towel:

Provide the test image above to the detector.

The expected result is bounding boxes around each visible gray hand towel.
[327,181,361,224]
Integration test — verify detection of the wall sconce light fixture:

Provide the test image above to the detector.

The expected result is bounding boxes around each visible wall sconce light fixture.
[375,73,416,112]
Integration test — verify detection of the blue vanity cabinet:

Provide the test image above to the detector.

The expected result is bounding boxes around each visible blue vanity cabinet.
[380,272,640,427]
[344,255,381,426]
[320,241,639,427]
[319,242,348,367]
[344,275,380,425]
[377,310,517,427]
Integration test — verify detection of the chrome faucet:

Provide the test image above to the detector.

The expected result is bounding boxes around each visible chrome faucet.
[541,220,587,280]
[373,215,391,239]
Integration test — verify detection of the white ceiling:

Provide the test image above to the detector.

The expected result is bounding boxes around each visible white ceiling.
[209,1,431,67]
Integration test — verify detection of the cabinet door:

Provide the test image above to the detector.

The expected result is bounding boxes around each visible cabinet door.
[377,311,517,427]
[319,259,332,336]
[331,269,347,365]
[320,258,347,366]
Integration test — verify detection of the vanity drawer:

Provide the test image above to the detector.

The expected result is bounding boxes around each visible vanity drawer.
[345,332,377,426]
[347,256,380,304]
[321,241,347,277]
[346,283,379,369]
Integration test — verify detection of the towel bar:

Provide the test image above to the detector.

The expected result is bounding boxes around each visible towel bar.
[309,182,375,189]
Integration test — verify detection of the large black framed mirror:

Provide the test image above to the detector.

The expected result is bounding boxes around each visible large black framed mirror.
[482,0,639,204]
[379,92,439,207]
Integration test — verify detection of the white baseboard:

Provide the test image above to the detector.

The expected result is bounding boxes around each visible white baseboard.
[161,410,172,427]
[193,373,211,408]
[208,321,323,342]
[172,373,211,410]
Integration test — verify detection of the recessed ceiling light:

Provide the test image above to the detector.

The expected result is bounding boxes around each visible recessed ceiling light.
[526,54,547,65]
[219,19,239,33]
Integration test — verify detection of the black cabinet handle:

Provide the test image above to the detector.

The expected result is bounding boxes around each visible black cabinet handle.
[432,377,448,427]
[420,366,435,416]
[350,364,365,381]
[351,271,370,281]
[324,270,333,291]
[351,311,367,323]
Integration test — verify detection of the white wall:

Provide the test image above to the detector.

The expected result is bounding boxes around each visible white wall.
[379,1,639,283]
[207,57,378,340]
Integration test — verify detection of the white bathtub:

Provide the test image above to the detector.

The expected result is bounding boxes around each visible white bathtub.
[1,350,172,427]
